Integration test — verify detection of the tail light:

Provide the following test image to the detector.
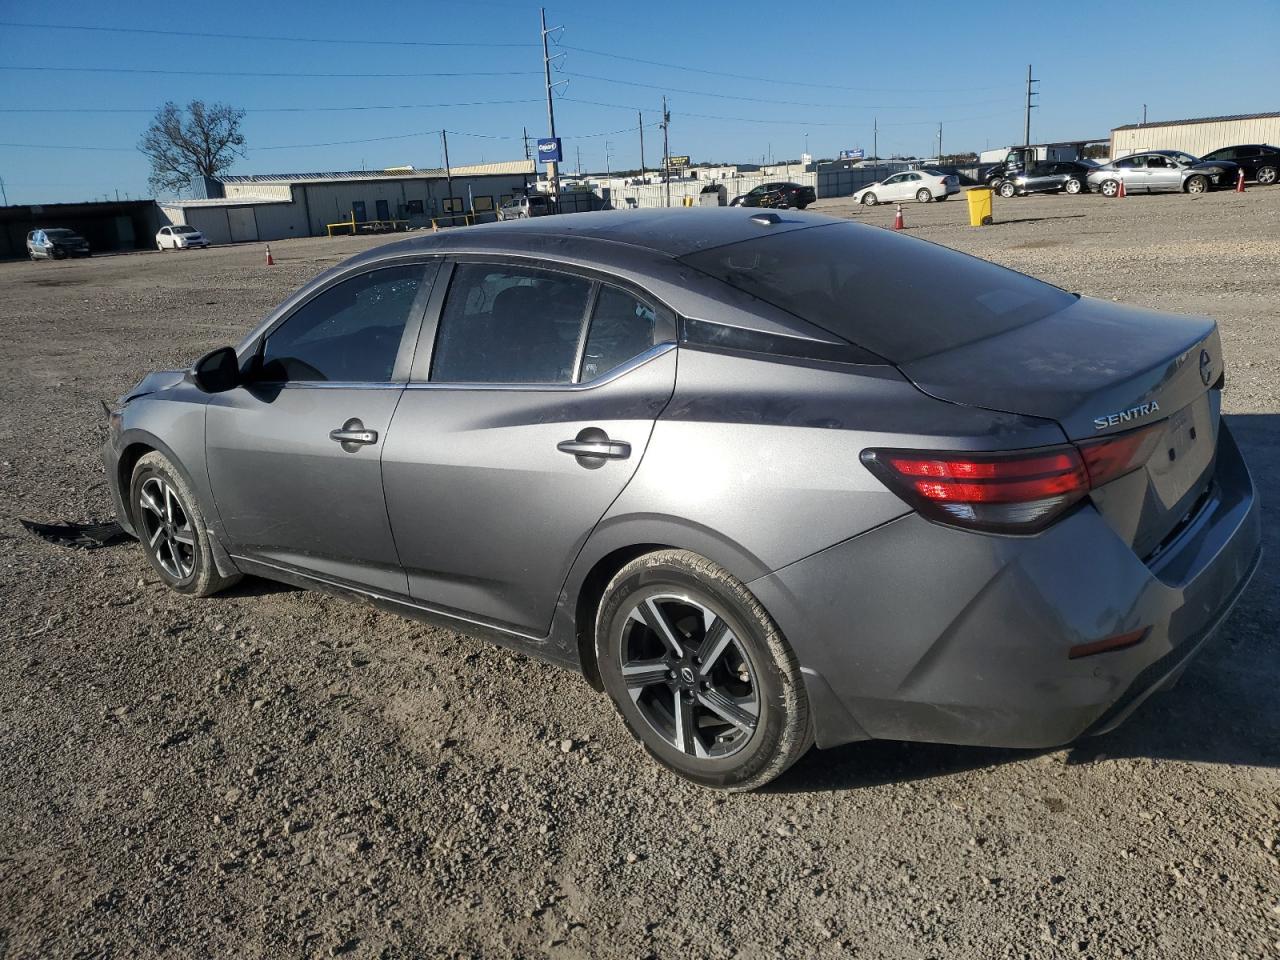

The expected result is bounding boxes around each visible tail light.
[862,422,1163,534]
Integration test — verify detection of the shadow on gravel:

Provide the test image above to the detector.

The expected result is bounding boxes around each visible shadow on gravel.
[990,214,1088,226]
[773,413,1279,794]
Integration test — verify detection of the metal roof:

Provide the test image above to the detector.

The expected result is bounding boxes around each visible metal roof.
[217,160,534,185]
[159,196,291,208]
[1112,111,1280,132]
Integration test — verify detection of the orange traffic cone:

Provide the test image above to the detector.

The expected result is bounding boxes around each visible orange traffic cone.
[892,204,904,230]
[265,244,275,266]
[1236,167,1245,193]
[1116,178,1126,199]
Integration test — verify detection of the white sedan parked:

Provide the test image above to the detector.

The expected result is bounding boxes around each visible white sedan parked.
[156,225,210,250]
[853,169,960,206]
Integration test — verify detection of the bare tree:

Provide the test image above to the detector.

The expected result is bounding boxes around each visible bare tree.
[139,100,246,195]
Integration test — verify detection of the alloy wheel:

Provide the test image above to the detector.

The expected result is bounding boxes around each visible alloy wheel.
[1257,166,1277,185]
[1065,179,1082,194]
[618,593,760,759]
[137,476,197,580]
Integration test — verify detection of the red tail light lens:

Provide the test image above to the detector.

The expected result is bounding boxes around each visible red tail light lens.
[861,446,1089,533]
[1077,422,1163,487]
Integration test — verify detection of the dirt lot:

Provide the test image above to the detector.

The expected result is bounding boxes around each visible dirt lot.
[2,189,1278,959]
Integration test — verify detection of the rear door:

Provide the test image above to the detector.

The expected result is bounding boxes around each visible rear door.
[381,259,677,634]
[206,261,436,593]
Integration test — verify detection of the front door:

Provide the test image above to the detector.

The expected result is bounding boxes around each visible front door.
[1144,155,1181,192]
[382,260,677,635]
[352,200,367,224]
[375,199,390,221]
[206,262,435,593]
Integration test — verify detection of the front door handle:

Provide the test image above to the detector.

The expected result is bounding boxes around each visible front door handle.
[558,427,630,468]
[330,417,378,452]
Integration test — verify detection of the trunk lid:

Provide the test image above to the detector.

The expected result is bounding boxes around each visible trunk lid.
[899,296,1222,557]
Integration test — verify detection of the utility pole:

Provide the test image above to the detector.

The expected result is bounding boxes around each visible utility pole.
[540,7,561,205]
[873,117,878,173]
[440,129,453,215]
[522,126,531,161]
[1141,104,1147,126]
[605,140,613,176]
[638,112,646,180]
[0,176,8,205]
[661,96,671,208]
[1023,64,1039,156]
[576,144,582,177]
[937,123,943,161]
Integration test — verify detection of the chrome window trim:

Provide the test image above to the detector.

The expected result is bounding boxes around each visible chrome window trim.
[405,341,674,392]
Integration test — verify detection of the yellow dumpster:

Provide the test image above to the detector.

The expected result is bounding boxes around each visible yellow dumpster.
[966,187,994,227]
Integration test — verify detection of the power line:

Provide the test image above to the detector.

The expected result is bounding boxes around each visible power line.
[0,99,543,115]
[555,43,1012,94]
[563,70,1021,112]
[1,65,540,79]
[0,19,533,47]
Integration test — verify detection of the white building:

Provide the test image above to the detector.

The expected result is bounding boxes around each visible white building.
[1110,112,1280,159]
[158,161,535,244]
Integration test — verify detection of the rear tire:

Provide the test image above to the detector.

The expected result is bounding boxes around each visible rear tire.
[915,188,933,203]
[595,550,812,791]
[1255,165,1277,186]
[998,181,1017,198]
[130,452,240,597]
[1100,179,1120,198]
[1064,178,1083,194]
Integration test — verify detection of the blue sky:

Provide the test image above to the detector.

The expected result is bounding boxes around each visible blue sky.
[2,0,1278,204]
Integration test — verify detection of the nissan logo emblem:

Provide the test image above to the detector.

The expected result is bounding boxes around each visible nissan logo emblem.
[1199,349,1212,386]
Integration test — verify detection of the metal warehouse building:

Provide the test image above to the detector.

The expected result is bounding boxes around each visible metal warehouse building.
[1111,111,1280,159]
[157,160,535,244]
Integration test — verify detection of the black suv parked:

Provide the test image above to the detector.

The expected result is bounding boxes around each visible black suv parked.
[1198,144,1279,186]
[729,181,816,209]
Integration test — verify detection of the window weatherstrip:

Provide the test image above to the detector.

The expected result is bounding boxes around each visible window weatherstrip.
[571,281,602,385]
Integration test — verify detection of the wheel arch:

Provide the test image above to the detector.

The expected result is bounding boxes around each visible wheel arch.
[115,427,240,579]
[553,515,774,691]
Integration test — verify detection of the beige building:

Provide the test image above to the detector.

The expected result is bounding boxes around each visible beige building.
[1110,112,1280,159]
[158,161,535,244]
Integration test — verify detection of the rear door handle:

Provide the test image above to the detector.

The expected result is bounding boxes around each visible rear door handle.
[557,439,631,459]
[557,427,631,467]
[329,418,378,450]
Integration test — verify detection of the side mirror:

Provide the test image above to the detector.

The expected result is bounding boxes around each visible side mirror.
[190,346,241,393]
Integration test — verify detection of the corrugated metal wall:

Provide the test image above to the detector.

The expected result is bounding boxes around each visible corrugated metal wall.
[1111,117,1280,158]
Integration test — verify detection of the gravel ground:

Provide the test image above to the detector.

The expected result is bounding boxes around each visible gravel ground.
[1,189,1278,959]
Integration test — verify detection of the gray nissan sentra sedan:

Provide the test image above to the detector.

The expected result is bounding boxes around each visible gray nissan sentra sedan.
[103,209,1261,790]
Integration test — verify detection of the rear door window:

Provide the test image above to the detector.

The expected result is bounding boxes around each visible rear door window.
[430,263,592,384]
[679,222,1076,363]
[579,286,665,383]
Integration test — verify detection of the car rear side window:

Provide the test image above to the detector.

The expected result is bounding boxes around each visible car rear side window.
[679,222,1076,363]
[259,264,426,383]
[579,286,664,383]
[430,262,592,384]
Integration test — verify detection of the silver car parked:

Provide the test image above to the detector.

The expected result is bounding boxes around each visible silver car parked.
[103,210,1260,790]
[1087,150,1239,196]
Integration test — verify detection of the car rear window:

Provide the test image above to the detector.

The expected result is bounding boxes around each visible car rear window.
[679,222,1076,363]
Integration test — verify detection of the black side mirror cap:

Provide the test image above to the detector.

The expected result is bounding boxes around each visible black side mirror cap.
[190,346,241,393]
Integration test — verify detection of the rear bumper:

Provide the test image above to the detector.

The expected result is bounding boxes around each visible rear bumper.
[749,422,1261,750]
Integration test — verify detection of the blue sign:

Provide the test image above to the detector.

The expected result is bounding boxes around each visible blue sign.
[839,148,865,160]
[536,138,563,163]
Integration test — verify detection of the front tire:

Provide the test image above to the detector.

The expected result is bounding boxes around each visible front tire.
[1185,174,1209,194]
[595,550,812,791]
[861,192,878,206]
[1255,165,1277,186]
[130,452,240,597]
